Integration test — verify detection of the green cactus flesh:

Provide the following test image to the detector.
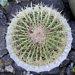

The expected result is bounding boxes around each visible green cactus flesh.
[9,6,67,66]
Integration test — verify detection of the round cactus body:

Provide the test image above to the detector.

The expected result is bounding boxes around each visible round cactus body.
[6,5,73,72]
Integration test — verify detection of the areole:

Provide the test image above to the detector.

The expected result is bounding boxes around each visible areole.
[6,4,73,72]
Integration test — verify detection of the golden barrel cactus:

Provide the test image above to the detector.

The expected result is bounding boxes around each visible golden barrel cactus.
[6,5,73,72]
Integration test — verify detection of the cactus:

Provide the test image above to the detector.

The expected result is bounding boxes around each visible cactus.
[6,5,72,72]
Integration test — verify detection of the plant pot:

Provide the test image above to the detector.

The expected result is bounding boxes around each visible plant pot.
[68,0,75,17]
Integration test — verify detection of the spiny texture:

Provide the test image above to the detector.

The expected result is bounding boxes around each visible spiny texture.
[6,5,72,72]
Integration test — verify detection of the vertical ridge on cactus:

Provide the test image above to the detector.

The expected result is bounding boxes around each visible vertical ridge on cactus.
[6,4,73,72]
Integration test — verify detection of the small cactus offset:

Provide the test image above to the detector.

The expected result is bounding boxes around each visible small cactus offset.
[6,4,72,72]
